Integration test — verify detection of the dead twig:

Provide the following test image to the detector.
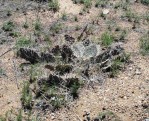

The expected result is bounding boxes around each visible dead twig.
[0,47,15,58]
[77,24,88,41]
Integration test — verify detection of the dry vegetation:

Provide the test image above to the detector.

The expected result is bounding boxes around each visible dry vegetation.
[0,0,149,121]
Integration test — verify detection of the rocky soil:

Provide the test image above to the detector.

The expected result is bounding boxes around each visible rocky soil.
[0,0,149,121]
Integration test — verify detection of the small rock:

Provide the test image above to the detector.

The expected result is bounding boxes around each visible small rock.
[51,113,55,116]
[51,116,55,120]
[83,110,90,117]
[135,69,141,75]
[129,67,133,70]
[51,97,56,101]
[102,9,110,15]
[51,113,55,120]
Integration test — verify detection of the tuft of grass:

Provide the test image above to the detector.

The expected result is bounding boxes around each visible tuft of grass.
[50,22,63,34]
[95,0,107,7]
[109,53,130,77]
[0,116,6,121]
[101,32,114,47]
[0,110,14,121]
[61,12,68,21]
[21,81,32,110]
[66,78,83,98]
[122,10,140,22]
[143,12,149,22]
[49,0,60,12]
[110,58,123,77]
[29,64,42,83]
[140,35,149,55]
[50,95,66,110]
[9,31,20,37]
[72,0,92,8]
[43,34,51,45]
[114,29,127,42]
[16,110,22,121]
[0,68,6,77]
[16,37,32,49]
[2,21,15,32]
[124,10,135,18]
[34,19,41,31]
[82,0,92,8]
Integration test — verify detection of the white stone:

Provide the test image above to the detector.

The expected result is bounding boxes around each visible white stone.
[51,116,55,120]
[102,9,110,15]
[135,69,141,75]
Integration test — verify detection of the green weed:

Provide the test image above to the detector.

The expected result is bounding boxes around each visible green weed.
[122,10,140,22]
[95,0,107,7]
[143,12,149,22]
[0,68,5,77]
[50,95,66,110]
[101,32,114,47]
[34,19,41,31]
[72,0,92,8]
[49,0,60,12]
[21,81,32,110]
[66,78,83,98]
[16,110,22,121]
[82,0,92,8]
[110,58,123,77]
[16,37,32,48]
[61,12,68,21]
[29,64,42,83]
[9,31,20,37]
[2,21,14,32]
[109,53,130,77]
[50,22,63,34]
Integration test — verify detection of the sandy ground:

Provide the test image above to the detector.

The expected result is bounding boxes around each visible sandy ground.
[0,0,149,121]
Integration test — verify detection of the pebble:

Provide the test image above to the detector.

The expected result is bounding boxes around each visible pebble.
[135,69,141,75]
[51,113,55,120]
[129,67,133,70]
[51,113,55,116]
[102,9,110,15]
[51,116,55,120]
